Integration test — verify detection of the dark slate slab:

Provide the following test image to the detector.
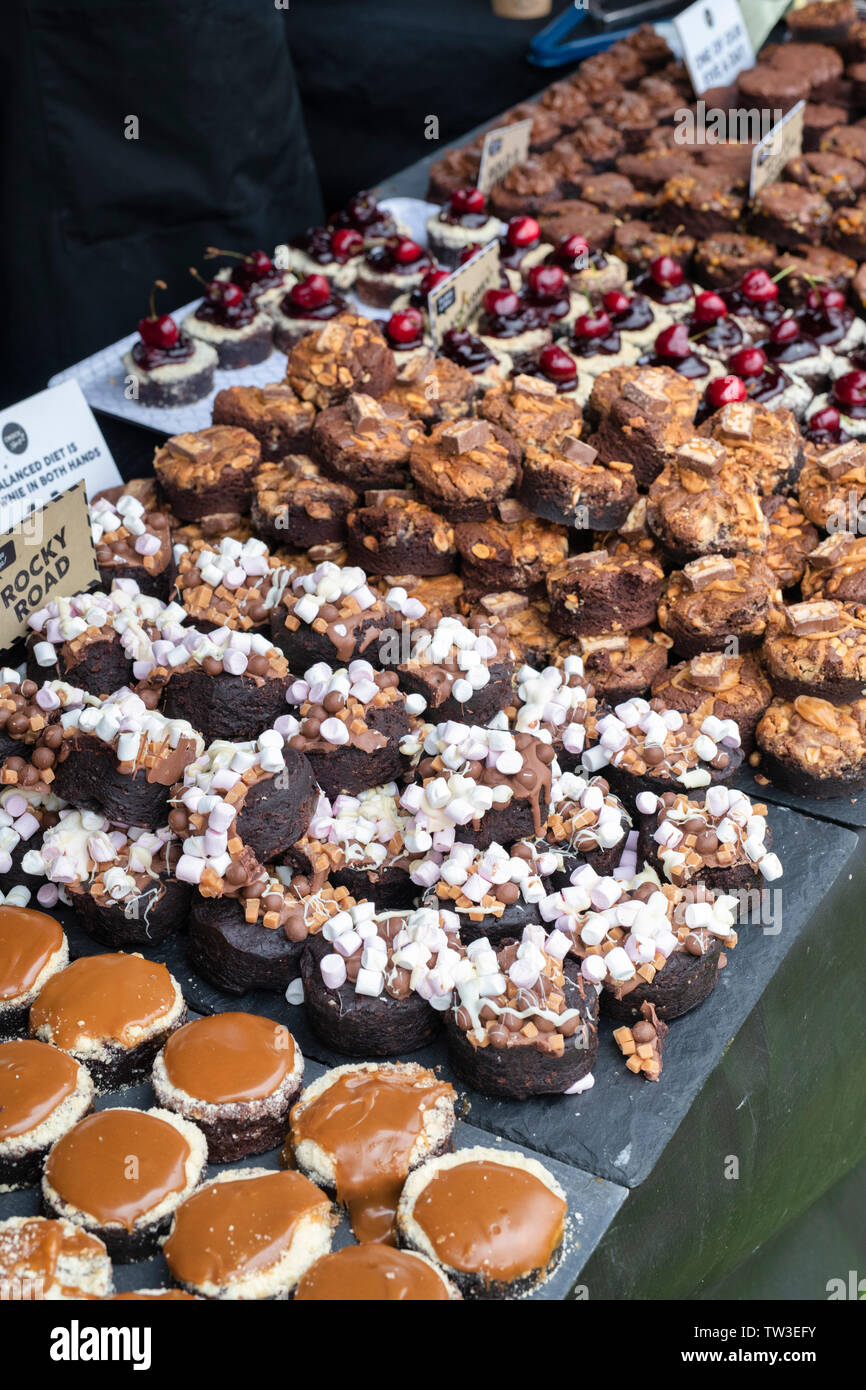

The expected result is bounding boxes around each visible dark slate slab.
[733,764,866,829]
[0,1056,625,1299]
[48,803,857,1189]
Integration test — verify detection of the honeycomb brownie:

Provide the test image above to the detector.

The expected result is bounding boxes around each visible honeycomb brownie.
[152,1013,303,1163]
[445,927,598,1099]
[301,904,460,1056]
[0,1216,112,1300]
[25,584,186,694]
[757,694,866,796]
[762,494,820,591]
[50,691,203,831]
[271,560,411,671]
[546,548,665,638]
[636,787,780,892]
[346,490,455,577]
[785,153,866,209]
[402,722,556,849]
[798,439,866,527]
[251,456,357,549]
[585,698,743,809]
[164,1167,335,1300]
[416,837,563,945]
[286,316,396,410]
[567,628,671,706]
[647,447,768,565]
[30,951,186,1091]
[354,235,432,311]
[651,650,772,755]
[295,1245,459,1301]
[487,158,564,220]
[89,490,173,600]
[455,513,569,600]
[409,418,520,523]
[518,439,637,530]
[472,591,560,667]
[2,1044,91,1190]
[291,780,414,908]
[278,661,413,799]
[153,425,261,522]
[287,1062,456,1243]
[0,905,68,1037]
[802,532,866,603]
[554,867,739,1021]
[380,350,479,424]
[693,233,776,289]
[589,366,701,488]
[398,613,513,724]
[187,871,357,996]
[42,1106,206,1263]
[396,1146,568,1299]
[657,553,778,659]
[752,181,832,249]
[611,219,695,274]
[211,382,316,460]
[762,599,866,704]
[478,373,583,450]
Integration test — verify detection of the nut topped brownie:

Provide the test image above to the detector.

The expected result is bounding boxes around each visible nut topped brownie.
[802,532,866,604]
[478,373,583,450]
[518,438,637,530]
[756,694,866,797]
[647,438,769,563]
[381,351,479,424]
[657,553,779,658]
[347,491,456,576]
[761,599,866,704]
[211,382,316,461]
[153,425,261,522]
[252,457,357,550]
[589,365,701,488]
[798,439,866,529]
[455,512,569,599]
[409,418,520,522]
[546,548,665,637]
[313,393,424,491]
[286,316,396,410]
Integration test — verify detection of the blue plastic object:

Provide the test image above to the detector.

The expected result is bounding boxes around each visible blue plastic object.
[528,6,636,67]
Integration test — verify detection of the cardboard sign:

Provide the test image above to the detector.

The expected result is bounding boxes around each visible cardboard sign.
[675,0,755,96]
[0,481,100,648]
[750,100,806,198]
[0,380,121,533]
[427,241,502,345]
[477,119,533,194]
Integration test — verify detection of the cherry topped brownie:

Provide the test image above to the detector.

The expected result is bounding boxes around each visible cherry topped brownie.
[498,215,553,290]
[455,512,569,601]
[636,787,781,891]
[546,547,665,637]
[270,559,406,671]
[761,599,866,704]
[252,456,357,550]
[313,392,424,491]
[409,417,520,523]
[652,650,771,754]
[518,439,637,530]
[756,694,866,797]
[284,223,366,288]
[211,382,316,460]
[439,327,514,390]
[89,489,173,600]
[396,1146,568,1300]
[346,490,455,576]
[152,1012,304,1163]
[183,273,273,369]
[426,187,501,268]
[269,274,349,353]
[122,282,217,409]
[286,315,396,410]
[288,1061,456,1244]
[354,235,432,310]
[154,425,261,522]
[657,553,778,658]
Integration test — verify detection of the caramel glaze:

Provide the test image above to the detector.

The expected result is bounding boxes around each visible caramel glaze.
[162,1013,294,1105]
[0,1040,80,1139]
[0,1218,105,1296]
[112,1290,198,1300]
[413,1160,566,1282]
[295,1244,450,1301]
[289,1068,453,1244]
[0,907,64,1000]
[30,953,176,1050]
[164,1171,329,1289]
[45,1110,190,1230]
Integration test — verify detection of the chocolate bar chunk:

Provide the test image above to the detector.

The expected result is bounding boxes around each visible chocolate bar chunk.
[784,599,841,636]
[807,532,856,570]
[171,433,214,462]
[261,384,297,402]
[478,590,530,618]
[513,373,558,400]
[579,632,629,654]
[675,437,726,479]
[346,393,387,432]
[440,418,492,456]
[622,368,670,412]
[398,350,436,382]
[682,555,737,590]
[316,321,351,352]
[688,651,729,690]
[560,435,598,465]
[716,400,757,441]
[569,549,609,570]
[819,441,866,480]
[497,498,531,524]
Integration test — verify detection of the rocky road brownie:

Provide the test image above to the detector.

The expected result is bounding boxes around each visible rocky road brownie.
[584,698,743,808]
[398,614,513,725]
[270,560,407,672]
[154,425,261,521]
[89,490,173,600]
[636,787,781,891]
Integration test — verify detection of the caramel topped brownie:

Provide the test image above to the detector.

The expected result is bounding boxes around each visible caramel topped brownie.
[471,592,560,667]
[699,400,805,496]
[636,786,781,889]
[153,425,261,521]
[657,553,778,658]
[409,418,520,522]
[647,439,769,562]
[546,547,664,637]
[286,316,396,410]
[802,532,866,604]
[564,629,671,706]
[651,650,771,753]
[171,536,291,631]
[798,440,866,529]
[589,365,701,488]
[252,457,357,549]
[381,351,479,424]
[756,694,866,796]
[347,492,456,577]
[762,494,820,591]
[518,439,636,530]
[762,599,866,704]
[313,394,425,490]
[455,513,569,599]
[478,374,583,450]
[211,382,316,460]
[89,490,173,598]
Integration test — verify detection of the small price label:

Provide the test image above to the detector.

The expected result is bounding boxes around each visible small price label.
[750,100,806,198]
[427,241,503,346]
[477,119,533,194]
[675,0,755,97]
[0,481,100,648]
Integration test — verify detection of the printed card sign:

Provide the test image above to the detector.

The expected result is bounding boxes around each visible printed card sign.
[0,481,100,648]
[739,0,791,54]
[0,379,121,532]
[675,0,755,96]
[750,100,806,198]
[427,241,502,345]
[477,119,532,194]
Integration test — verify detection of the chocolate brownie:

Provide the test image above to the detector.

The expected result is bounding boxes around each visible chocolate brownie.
[487,158,564,220]
[785,153,866,208]
[802,103,850,153]
[154,426,261,522]
[774,244,857,304]
[409,418,520,523]
[693,233,776,289]
[546,548,664,637]
[656,170,745,239]
[455,512,568,600]
[518,439,637,530]
[313,393,424,491]
[251,456,357,549]
[286,316,396,410]
[756,694,866,797]
[346,492,456,576]
[828,203,866,261]
[652,649,771,754]
[471,591,560,668]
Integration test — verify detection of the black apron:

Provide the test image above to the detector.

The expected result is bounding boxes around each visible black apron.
[1,0,323,404]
